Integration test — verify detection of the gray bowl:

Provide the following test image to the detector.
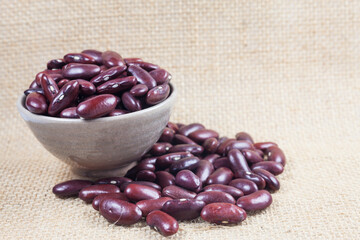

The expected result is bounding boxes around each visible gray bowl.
[17,84,176,177]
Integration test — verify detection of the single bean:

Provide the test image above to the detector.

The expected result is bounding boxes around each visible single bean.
[79,184,120,203]
[203,184,244,199]
[127,61,160,72]
[162,185,196,199]
[149,69,171,85]
[52,179,93,197]
[94,177,132,187]
[57,79,70,88]
[150,142,172,156]
[254,142,278,151]
[188,129,219,144]
[229,179,258,195]
[127,65,157,89]
[139,156,157,165]
[195,191,235,204]
[159,127,175,143]
[90,66,127,86]
[60,107,79,118]
[267,146,286,166]
[124,58,143,64]
[236,170,266,189]
[178,123,205,136]
[167,122,179,133]
[35,70,63,85]
[195,160,214,184]
[216,139,236,155]
[100,198,142,225]
[236,190,272,211]
[156,171,175,188]
[251,161,284,176]
[25,92,48,114]
[136,197,172,217]
[203,137,219,153]
[120,181,162,192]
[235,132,254,144]
[125,162,155,179]
[48,81,79,116]
[253,169,280,191]
[108,109,129,116]
[169,156,200,174]
[76,94,117,119]
[92,193,128,211]
[242,149,264,164]
[201,203,247,225]
[24,88,44,96]
[130,84,148,97]
[224,140,254,155]
[136,170,157,182]
[121,91,142,112]
[218,136,229,144]
[29,79,40,89]
[81,49,103,65]
[202,153,221,164]
[213,157,231,169]
[206,167,233,185]
[146,83,170,105]
[40,74,59,102]
[99,65,108,73]
[75,79,96,96]
[162,199,205,221]
[168,144,204,156]
[47,58,66,70]
[173,134,197,145]
[227,149,252,174]
[175,170,201,191]
[62,63,100,79]
[177,123,186,128]
[146,210,179,237]
[101,50,126,68]
[124,183,161,202]
[156,152,193,169]
[64,53,96,64]
[97,76,137,94]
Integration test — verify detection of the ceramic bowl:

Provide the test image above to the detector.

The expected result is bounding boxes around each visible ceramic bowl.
[17,83,176,177]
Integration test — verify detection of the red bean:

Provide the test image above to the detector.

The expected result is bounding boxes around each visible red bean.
[195,160,214,184]
[52,179,93,197]
[203,137,220,153]
[97,76,137,94]
[48,81,79,116]
[75,79,96,96]
[178,123,205,136]
[242,149,264,164]
[127,65,157,89]
[235,132,254,144]
[121,91,142,112]
[169,156,200,174]
[29,79,40,89]
[57,79,70,88]
[130,84,148,97]
[162,199,205,220]
[224,140,254,155]
[25,92,48,114]
[168,144,204,156]
[24,88,44,96]
[202,154,221,164]
[229,179,258,195]
[195,191,235,204]
[125,162,156,179]
[90,66,127,86]
[254,142,278,151]
[252,169,280,191]
[156,152,193,169]
[136,197,172,217]
[79,184,120,203]
[146,210,179,237]
[173,134,197,145]
[236,190,272,211]
[203,184,244,199]
[149,69,171,85]
[47,58,66,69]
[62,63,100,79]
[213,157,230,169]
[150,142,172,156]
[81,49,103,65]
[124,183,161,202]
[201,203,247,225]
[175,170,201,191]
[92,193,128,211]
[267,146,286,166]
[100,198,142,225]
[35,70,63,85]
[94,177,132,187]
[127,61,160,72]
[156,171,175,188]
[108,109,129,116]
[76,94,117,119]
[101,50,126,68]
[158,127,175,143]
[60,107,79,118]
[139,156,158,165]
[166,122,179,133]
[227,149,252,174]
[162,185,196,199]
[121,181,162,192]
[188,129,219,144]
[251,161,284,176]
[206,167,233,185]
[40,74,59,102]
[216,139,236,155]
[124,58,143,64]
[64,53,96,64]
[218,136,229,144]
[146,83,170,105]
[136,170,157,182]
[236,170,266,189]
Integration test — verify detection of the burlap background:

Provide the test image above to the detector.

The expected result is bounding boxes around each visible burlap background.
[0,0,359,239]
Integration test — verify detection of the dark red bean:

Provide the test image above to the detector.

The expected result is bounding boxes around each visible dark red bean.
[108,109,129,116]
[97,76,136,95]
[29,79,40,89]
[48,81,79,116]
[267,146,286,166]
[101,50,126,68]
[24,88,44,96]
[64,53,96,64]
[52,179,93,197]
[100,198,142,225]
[156,152,193,169]
[175,170,201,191]
[156,171,175,188]
[136,170,157,182]
[92,193,128,211]
[146,83,170,105]
[216,139,236,155]
[57,79,70,88]
[173,134,197,145]
[202,153,221,164]
[139,156,157,165]
[124,183,161,202]
[125,162,156,179]
[60,107,79,118]
[127,65,157,89]
[25,92,48,114]
[236,190,272,211]
[206,167,233,185]
[228,149,252,174]
[136,197,172,217]
[76,94,117,119]
[127,61,160,72]
[254,142,278,151]
[40,74,59,102]
[169,156,200,174]
[150,142,172,156]
[35,70,63,85]
[224,140,254,155]
[129,84,148,97]
[203,137,219,153]
[201,203,246,225]
[124,58,143,64]
[120,181,162,192]
[236,170,266,189]
[253,169,280,191]
[75,79,96,96]
[121,91,142,112]
[168,144,204,156]
[256,149,265,157]
[159,127,175,143]
[62,63,100,80]
[195,160,214,185]
[81,49,103,65]
[94,177,132,187]
[203,184,244,199]
[149,69,171,85]
[218,136,229,144]
[79,184,120,203]
[195,191,235,204]
[251,161,284,176]
[47,58,66,70]
[235,132,254,144]
[188,129,219,144]
[162,199,205,221]
[146,210,179,237]
[162,185,196,199]
[242,149,263,164]
[178,123,205,136]
[90,66,127,86]
[213,157,230,169]
[166,122,179,133]
[229,179,258,195]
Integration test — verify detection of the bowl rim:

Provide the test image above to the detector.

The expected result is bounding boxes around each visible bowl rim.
[17,82,176,123]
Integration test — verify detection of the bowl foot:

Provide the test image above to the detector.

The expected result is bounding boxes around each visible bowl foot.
[71,162,136,178]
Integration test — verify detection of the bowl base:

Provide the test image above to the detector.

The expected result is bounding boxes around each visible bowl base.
[71,162,136,178]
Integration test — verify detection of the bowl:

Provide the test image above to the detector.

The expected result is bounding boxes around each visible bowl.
[17,83,176,178]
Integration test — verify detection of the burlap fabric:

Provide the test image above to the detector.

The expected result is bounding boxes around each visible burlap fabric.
[0,0,359,239]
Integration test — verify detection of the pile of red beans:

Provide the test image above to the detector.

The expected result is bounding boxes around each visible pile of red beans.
[24,50,171,119]
[53,122,286,237]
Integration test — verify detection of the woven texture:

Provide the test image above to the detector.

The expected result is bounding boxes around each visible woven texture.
[1,0,359,239]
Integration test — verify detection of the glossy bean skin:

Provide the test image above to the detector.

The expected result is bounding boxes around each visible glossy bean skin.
[216,139,236,155]
[101,50,126,68]
[206,167,234,185]
[178,123,205,136]
[92,192,128,211]
[94,177,132,187]
[150,142,172,156]
[227,149,252,174]
[76,94,117,119]
[218,136,229,144]
[236,190,272,211]
[79,184,120,203]
[146,84,170,105]
[97,76,136,94]
[235,132,254,144]
[130,84,148,97]
[48,81,79,116]
[136,170,157,182]
[146,210,179,237]
[175,170,201,191]
[169,156,200,174]
[24,88,44,96]
[156,152,193,169]
[47,58,66,69]
[188,129,219,144]
[108,109,129,116]
[52,179,93,197]
[203,137,219,153]
[75,79,96,96]
[124,57,143,64]
[35,70,63,85]
[25,92,48,114]
[100,198,142,225]
[195,160,214,184]
[236,170,266,189]
[64,53,96,64]
[90,66,127,86]
[81,49,103,65]
[202,154,221,164]
[127,65,157,89]
[124,183,161,202]
[156,171,175,188]
[173,134,197,145]
[242,149,264,164]
[162,199,205,221]
[159,127,175,143]
[213,157,231,169]
[125,162,156,179]
[39,74,59,102]
[195,191,235,204]
[127,61,160,72]
[224,140,254,155]
[149,69,171,85]
[121,181,161,192]
[203,184,244,199]
[166,122,179,133]
[229,179,258,195]
[201,203,247,225]
[136,197,172,217]
[139,156,157,164]
[168,144,204,156]
[62,63,100,80]
[162,185,196,199]
[60,107,79,118]
[254,142,278,151]
[251,161,284,176]
[253,169,280,191]
[29,79,40,89]
[267,146,286,166]
[121,91,142,112]
[57,79,70,88]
